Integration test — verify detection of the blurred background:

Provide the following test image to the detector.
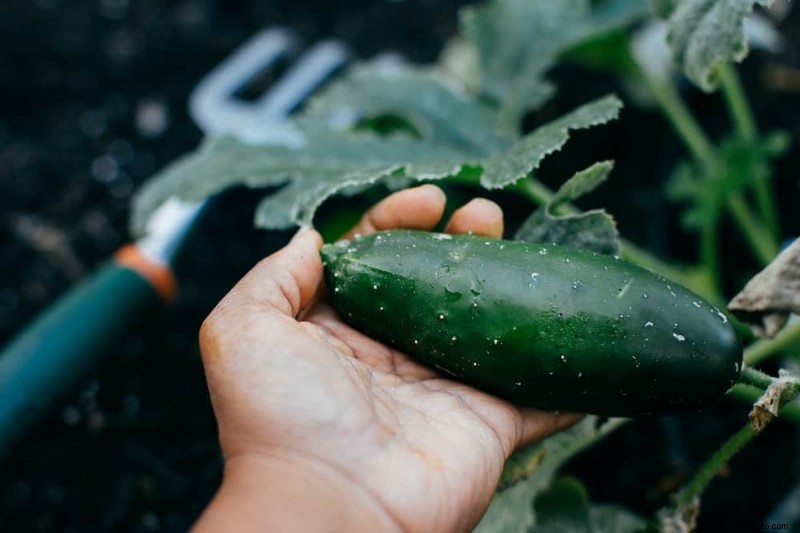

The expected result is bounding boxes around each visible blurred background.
[2,1,800,531]
[0,2,471,531]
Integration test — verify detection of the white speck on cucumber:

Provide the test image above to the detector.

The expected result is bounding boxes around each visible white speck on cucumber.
[617,279,633,298]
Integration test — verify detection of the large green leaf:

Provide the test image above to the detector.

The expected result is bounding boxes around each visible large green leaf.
[533,477,647,532]
[665,0,775,91]
[589,504,648,532]
[461,0,645,130]
[593,0,652,28]
[481,96,622,189]
[534,477,593,533]
[304,64,512,156]
[130,123,468,233]
[475,417,627,533]
[131,0,639,235]
[131,91,622,233]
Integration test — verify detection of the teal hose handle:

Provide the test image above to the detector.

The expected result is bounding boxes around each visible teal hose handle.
[0,249,172,457]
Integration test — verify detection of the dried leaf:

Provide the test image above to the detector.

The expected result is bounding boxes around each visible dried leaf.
[729,238,800,338]
[749,370,798,431]
[657,498,701,533]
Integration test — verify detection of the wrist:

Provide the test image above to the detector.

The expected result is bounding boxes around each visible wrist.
[194,451,404,533]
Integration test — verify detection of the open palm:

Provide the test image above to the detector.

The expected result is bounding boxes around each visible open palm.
[198,185,578,532]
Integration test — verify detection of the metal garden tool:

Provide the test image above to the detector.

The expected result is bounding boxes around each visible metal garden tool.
[0,28,350,457]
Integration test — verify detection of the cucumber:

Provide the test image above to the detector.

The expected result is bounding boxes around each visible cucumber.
[320,230,742,416]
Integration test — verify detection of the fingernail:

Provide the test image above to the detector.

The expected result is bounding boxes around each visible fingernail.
[419,184,446,203]
[292,227,322,247]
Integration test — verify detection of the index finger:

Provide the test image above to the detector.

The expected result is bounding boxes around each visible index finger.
[342,184,446,239]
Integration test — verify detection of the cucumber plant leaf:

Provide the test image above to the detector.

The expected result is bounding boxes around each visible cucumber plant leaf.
[590,504,648,532]
[593,0,652,29]
[304,64,512,157]
[663,0,775,91]
[460,0,645,131]
[131,121,469,233]
[514,161,620,256]
[476,417,627,533]
[533,476,647,533]
[131,0,635,235]
[132,83,622,233]
[481,96,622,189]
[649,0,677,17]
[533,477,594,533]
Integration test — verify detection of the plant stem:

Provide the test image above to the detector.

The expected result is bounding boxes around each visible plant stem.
[512,177,555,207]
[638,64,780,267]
[745,320,800,366]
[642,74,717,170]
[718,64,780,258]
[730,384,800,422]
[673,423,757,508]
[718,64,757,142]
[738,365,775,389]
[700,220,721,297]
[727,194,779,265]
[753,167,781,242]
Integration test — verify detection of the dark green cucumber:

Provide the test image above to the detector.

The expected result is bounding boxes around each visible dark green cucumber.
[320,230,742,416]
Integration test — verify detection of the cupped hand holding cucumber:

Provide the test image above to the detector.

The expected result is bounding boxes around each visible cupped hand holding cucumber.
[195,185,579,533]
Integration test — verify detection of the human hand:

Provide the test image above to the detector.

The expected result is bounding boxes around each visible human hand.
[195,185,579,532]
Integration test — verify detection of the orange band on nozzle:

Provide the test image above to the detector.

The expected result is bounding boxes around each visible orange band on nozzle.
[114,244,177,302]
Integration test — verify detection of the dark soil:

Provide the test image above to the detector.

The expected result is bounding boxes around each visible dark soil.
[1,1,800,531]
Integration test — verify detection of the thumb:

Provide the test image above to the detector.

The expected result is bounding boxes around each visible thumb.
[229,228,324,317]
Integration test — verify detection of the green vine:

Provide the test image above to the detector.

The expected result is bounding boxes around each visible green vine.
[745,321,800,366]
